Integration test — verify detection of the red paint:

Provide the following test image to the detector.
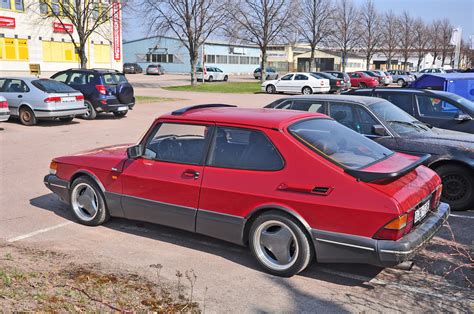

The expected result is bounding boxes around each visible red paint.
[0,16,15,28]
[53,22,73,33]
[348,71,379,87]
[52,108,441,240]
[112,2,121,60]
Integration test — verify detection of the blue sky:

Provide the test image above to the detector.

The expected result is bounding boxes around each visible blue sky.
[123,0,474,42]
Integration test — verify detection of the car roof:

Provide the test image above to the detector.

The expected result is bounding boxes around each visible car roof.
[355,87,443,95]
[159,106,325,129]
[0,76,39,81]
[275,94,385,106]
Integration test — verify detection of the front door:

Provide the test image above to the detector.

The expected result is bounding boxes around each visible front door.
[0,78,30,115]
[120,122,213,231]
[275,74,294,93]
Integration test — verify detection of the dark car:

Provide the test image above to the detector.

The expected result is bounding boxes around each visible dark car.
[123,63,143,74]
[254,67,279,80]
[51,69,135,120]
[311,72,344,93]
[345,88,474,134]
[323,71,351,90]
[265,95,474,211]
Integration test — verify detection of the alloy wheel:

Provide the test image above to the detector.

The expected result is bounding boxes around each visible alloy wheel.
[71,183,99,222]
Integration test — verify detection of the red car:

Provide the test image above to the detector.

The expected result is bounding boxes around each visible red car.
[44,104,449,277]
[348,71,379,88]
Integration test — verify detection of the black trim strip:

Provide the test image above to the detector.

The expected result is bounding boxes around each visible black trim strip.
[34,108,87,112]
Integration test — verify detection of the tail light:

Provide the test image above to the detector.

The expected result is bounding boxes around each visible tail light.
[320,81,324,86]
[96,85,107,95]
[49,160,58,175]
[44,96,61,103]
[431,185,442,209]
[373,214,410,241]
[0,100,8,108]
[75,95,84,101]
[336,80,341,86]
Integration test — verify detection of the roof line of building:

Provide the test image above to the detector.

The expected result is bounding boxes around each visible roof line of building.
[124,35,260,49]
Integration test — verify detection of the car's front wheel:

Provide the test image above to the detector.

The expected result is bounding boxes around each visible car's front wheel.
[81,100,97,120]
[208,76,213,82]
[436,164,474,211]
[266,84,276,94]
[249,212,313,277]
[70,176,109,226]
[113,110,128,118]
[19,106,37,126]
[397,79,405,86]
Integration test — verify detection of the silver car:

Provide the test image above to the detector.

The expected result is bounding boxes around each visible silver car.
[386,70,415,86]
[0,96,10,122]
[372,70,393,85]
[0,77,87,126]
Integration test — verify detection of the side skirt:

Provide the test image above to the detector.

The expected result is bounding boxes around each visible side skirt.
[195,209,245,245]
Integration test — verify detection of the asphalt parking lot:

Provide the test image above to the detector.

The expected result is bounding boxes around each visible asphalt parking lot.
[0,76,472,312]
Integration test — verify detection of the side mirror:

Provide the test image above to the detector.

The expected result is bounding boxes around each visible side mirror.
[454,112,472,122]
[127,144,143,159]
[372,124,388,136]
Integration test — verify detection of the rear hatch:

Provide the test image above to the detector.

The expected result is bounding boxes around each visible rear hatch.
[101,72,134,104]
[32,79,85,109]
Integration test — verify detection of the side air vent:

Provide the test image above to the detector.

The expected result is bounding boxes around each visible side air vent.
[312,187,332,196]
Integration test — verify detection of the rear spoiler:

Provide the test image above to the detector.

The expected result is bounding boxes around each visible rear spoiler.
[345,154,431,183]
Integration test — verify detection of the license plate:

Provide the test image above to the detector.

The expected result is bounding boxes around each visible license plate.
[414,200,430,224]
[62,97,76,102]
[118,106,127,111]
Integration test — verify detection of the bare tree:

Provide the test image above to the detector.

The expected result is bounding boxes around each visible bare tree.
[412,18,430,71]
[398,11,414,70]
[331,0,359,71]
[297,0,333,71]
[359,0,381,70]
[142,0,227,86]
[35,0,125,69]
[380,10,399,69]
[227,0,294,83]
[428,21,441,66]
[439,19,454,67]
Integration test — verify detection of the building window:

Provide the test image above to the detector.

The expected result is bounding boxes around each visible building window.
[228,55,239,64]
[205,54,215,63]
[250,57,259,64]
[42,40,79,62]
[216,55,227,64]
[147,53,174,63]
[94,44,111,63]
[0,37,28,60]
[1,0,23,11]
[240,56,249,64]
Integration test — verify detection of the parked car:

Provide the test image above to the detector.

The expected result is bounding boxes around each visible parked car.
[196,66,229,82]
[261,72,330,95]
[266,95,474,211]
[387,70,415,86]
[371,70,392,85]
[254,67,279,80]
[51,69,135,120]
[347,71,379,88]
[0,77,86,126]
[0,96,10,122]
[146,64,165,75]
[345,88,474,134]
[361,71,384,85]
[323,71,351,90]
[311,72,344,93]
[412,68,446,79]
[123,63,143,74]
[44,104,449,277]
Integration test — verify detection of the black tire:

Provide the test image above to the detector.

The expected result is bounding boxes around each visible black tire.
[59,117,74,123]
[19,106,37,126]
[249,211,313,277]
[266,84,276,94]
[435,164,474,211]
[397,79,405,86]
[113,110,128,118]
[223,75,229,82]
[359,82,367,88]
[302,86,313,95]
[69,176,109,226]
[81,100,97,120]
[208,76,213,82]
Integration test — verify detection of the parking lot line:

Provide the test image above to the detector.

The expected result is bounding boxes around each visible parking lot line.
[6,221,73,243]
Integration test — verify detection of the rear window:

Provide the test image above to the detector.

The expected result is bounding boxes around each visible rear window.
[102,73,127,85]
[289,118,393,169]
[32,79,76,93]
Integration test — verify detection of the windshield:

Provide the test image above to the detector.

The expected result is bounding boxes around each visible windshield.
[102,73,128,85]
[370,101,431,134]
[32,79,76,93]
[289,118,393,169]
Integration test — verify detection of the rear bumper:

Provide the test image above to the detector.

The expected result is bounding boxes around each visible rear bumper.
[44,174,70,203]
[311,202,450,267]
[95,97,135,112]
[34,107,88,118]
[0,109,10,122]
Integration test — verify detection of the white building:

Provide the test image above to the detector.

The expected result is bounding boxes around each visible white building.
[0,0,123,76]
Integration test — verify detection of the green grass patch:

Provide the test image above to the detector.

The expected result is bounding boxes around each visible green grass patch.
[135,96,180,103]
[164,82,261,94]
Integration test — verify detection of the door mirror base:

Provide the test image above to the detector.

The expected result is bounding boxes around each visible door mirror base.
[372,124,388,136]
[454,113,472,122]
[127,144,143,159]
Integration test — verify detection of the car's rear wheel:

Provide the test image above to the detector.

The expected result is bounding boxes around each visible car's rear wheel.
[223,75,229,81]
[359,82,367,88]
[302,86,313,95]
[113,110,128,118]
[436,164,474,211]
[249,212,313,277]
[397,79,405,86]
[208,76,213,82]
[19,106,37,126]
[70,177,109,226]
[81,100,97,120]
[266,84,276,94]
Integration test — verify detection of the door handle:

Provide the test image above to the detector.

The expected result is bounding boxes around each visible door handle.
[183,169,200,180]
[18,95,22,98]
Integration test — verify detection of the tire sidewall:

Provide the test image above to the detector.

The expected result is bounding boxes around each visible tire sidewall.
[82,100,97,120]
[69,177,109,226]
[249,212,313,277]
[436,165,474,211]
[266,85,275,94]
[302,86,312,95]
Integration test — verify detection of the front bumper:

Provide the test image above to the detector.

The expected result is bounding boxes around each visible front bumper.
[34,107,88,118]
[44,174,70,203]
[311,202,450,267]
[0,109,10,122]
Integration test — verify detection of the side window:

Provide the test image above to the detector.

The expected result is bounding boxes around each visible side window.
[69,72,86,85]
[143,123,211,165]
[291,100,325,113]
[52,73,68,83]
[280,74,294,81]
[376,93,413,114]
[208,127,284,171]
[4,79,29,92]
[351,73,359,78]
[0,79,7,92]
[329,102,355,130]
[353,106,380,135]
[416,95,461,118]
[275,100,292,109]
[294,74,308,80]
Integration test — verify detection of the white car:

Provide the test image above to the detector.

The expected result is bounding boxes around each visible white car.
[196,66,229,82]
[261,72,330,95]
[0,96,10,122]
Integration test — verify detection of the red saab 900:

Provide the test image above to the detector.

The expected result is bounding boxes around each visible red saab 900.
[44,104,449,277]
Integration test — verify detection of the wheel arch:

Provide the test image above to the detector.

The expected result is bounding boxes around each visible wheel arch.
[428,158,474,173]
[69,169,106,192]
[18,102,34,112]
[301,86,313,94]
